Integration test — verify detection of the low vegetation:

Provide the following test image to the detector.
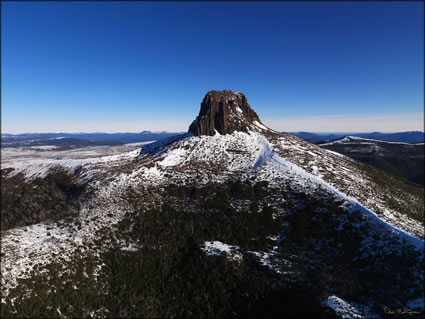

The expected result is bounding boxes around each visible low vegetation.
[2,180,422,318]
[1,169,88,231]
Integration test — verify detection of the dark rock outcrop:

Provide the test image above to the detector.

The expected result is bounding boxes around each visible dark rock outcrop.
[188,90,269,136]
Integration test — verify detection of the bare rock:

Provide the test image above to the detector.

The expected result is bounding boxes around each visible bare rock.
[188,90,269,136]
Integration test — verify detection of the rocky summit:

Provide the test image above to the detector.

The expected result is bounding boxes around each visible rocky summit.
[188,89,269,136]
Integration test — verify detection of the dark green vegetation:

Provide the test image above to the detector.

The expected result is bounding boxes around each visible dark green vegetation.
[1,168,88,230]
[353,160,424,228]
[320,141,424,186]
[2,180,423,318]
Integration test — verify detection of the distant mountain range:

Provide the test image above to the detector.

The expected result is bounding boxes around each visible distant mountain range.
[290,131,424,144]
[3,131,423,148]
[319,136,424,186]
[1,131,182,149]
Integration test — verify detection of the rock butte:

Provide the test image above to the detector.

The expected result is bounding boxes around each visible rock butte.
[188,90,269,136]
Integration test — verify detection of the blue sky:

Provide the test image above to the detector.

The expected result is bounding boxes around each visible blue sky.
[2,1,423,133]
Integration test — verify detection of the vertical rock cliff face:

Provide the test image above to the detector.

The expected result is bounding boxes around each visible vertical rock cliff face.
[188,90,269,136]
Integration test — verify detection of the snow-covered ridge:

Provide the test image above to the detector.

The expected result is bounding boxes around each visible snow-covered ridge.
[129,130,424,238]
[253,135,423,250]
[273,133,423,237]
[321,136,423,146]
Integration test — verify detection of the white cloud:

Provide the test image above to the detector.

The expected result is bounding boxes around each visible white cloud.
[262,113,424,133]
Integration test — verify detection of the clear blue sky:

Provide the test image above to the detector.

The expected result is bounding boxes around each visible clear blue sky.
[2,1,424,133]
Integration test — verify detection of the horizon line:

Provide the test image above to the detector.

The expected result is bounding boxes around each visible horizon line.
[2,130,424,135]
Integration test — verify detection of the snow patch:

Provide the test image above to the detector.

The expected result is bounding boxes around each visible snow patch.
[29,145,58,150]
[158,148,187,167]
[321,295,365,319]
[201,241,242,262]
[253,121,268,131]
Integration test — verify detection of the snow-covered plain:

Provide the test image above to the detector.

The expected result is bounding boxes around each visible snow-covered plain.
[1,141,154,164]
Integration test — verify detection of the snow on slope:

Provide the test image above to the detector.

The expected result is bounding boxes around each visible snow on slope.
[321,295,365,319]
[201,241,242,262]
[132,131,423,238]
[7,129,415,239]
[1,172,134,303]
[252,135,423,251]
[2,130,423,240]
[1,131,423,305]
[269,133,423,238]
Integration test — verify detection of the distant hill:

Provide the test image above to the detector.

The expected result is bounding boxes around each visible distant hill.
[1,131,182,149]
[319,136,424,186]
[290,131,424,144]
[357,131,425,144]
[289,132,344,144]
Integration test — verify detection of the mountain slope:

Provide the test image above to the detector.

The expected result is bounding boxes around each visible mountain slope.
[318,136,425,186]
[1,90,424,318]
